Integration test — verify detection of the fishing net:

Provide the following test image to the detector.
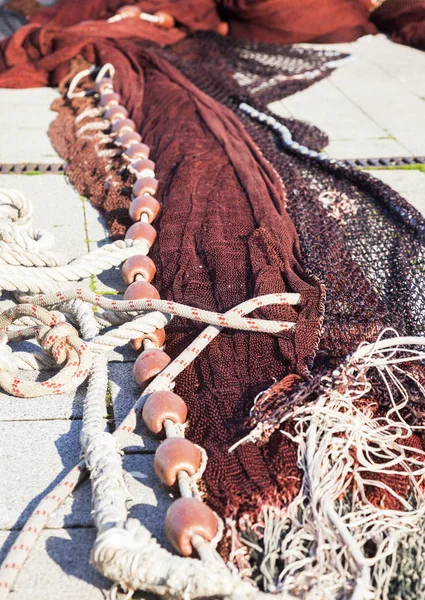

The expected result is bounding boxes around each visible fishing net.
[372,0,425,50]
[1,1,425,598]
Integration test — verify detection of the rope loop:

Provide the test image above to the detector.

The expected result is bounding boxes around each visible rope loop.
[0,188,33,227]
[67,65,97,98]
[0,304,92,397]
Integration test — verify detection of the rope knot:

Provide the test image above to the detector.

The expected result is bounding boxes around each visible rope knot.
[38,322,81,364]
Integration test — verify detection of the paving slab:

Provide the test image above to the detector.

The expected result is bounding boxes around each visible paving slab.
[0,528,110,600]
[267,99,293,119]
[331,58,425,156]
[118,453,173,548]
[0,174,87,261]
[326,138,410,159]
[80,195,128,294]
[300,34,425,99]
[81,195,109,246]
[366,168,425,217]
[280,77,387,142]
[0,419,88,529]
[104,339,138,363]
[0,527,160,599]
[351,34,425,99]
[0,373,90,421]
[94,268,126,295]
[109,362,158,452]
[0,452,171,597]
[0,88,62,163]
[273,35,425,159]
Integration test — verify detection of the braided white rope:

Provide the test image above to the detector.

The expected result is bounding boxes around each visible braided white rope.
[0,239,149,293]
[89,312,168,353]
[0,245,64,267]
[0,291,300,599]
[19,288,299,333]
[94,309,129,327]
[81,353,129,531]
[61,299,100,340]
[0,222,55,252]
[0,188,33,227]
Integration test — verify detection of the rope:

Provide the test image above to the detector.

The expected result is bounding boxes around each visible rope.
[0,305,92,396]
[0,238,150,293]
[239,102,338,165]
[0,222,55,252]
[19,288,300,333]
[0,293,300,599]
[80,353,130,531]
[0,188,32,227]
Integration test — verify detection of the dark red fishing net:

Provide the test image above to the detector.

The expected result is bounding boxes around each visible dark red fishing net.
[1,1,425,590]
[218,0,375,43]
[372,0,425,50]
[0,0,376,89]
[47,40,329,519]
[168,29,425,494]
[46,31,425,520]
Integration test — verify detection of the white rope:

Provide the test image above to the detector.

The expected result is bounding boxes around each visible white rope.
[61,299,100,340]
[81,354,129,531]
[0,222,55,251]
[67,66,97,98]
[0,188,33,227]
[234,332,425,599]
[0,238,149,293]
[95,63,115,82]
[76,119,110,137]
[75,107,103,124]
[89,312,169,353]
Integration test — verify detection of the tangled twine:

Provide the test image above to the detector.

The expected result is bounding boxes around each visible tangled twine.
[233,331,425,599]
